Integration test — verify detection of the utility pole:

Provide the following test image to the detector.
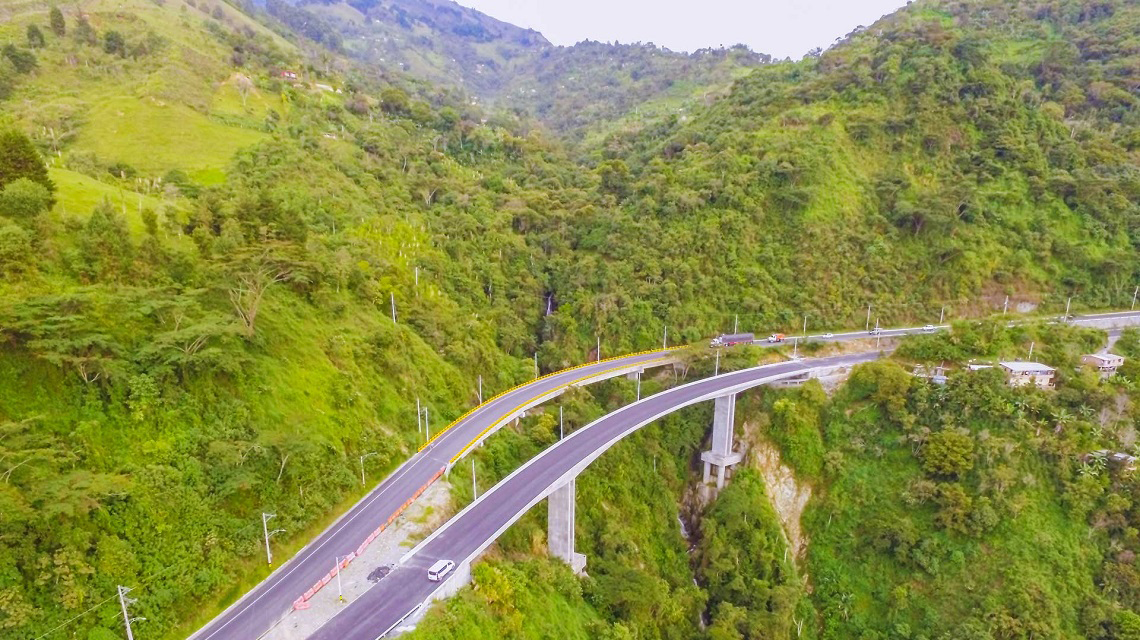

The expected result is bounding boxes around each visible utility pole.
[118,586,141,640]
[734,314,738,334]
[714,349,720,376]
[534,352,539,378]
[636,372,641,400]
[559,405,564,440]
[1003,295,1009,315]
[803,314,808,340]
[390,292,397,323]
[596,335,601,362]
[472,458,477,499]
[416,397,422,438]
[359,452,378,486]
[1132,286,1138,311]
[940,305,945,324]
[1065,296,1072,322]
[262,513,284,565]
[478,375,483,403]
[423,407,430,442]
[1029,341,1035,360]
[866,304,872,332]
[663,324,668,349]
[335,557,344,602]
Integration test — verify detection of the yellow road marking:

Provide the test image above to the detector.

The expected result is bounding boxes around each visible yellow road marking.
[417,347,683,457]
[445,355,676,465]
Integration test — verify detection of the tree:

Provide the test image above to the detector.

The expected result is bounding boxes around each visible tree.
[0,130,54,197]
[77,202,134,281]
[0,178,52,221]
[103,30,126,57]
[1,45,37,74]
[922,429,975,477]
[26,25,46,49]
[74,15,96,46]
[49,7,66,37]
[223,246,308,338]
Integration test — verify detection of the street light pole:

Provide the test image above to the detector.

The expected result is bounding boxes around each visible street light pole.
[1065,296,1072,322]
[335,557,344,603]
[359,452,378,486]
[262,513,284,565]
[714,349,720,375]
[1133,286,1138,311]
[559,405,564,440]
[478,375,483,403]
[866,304,871,332]
[472,458,477,499]
[803,314,808,340]
[734,314,739,334]
[636,371,641,400]
[534,352,538,378]
[423,407,430,442]
[596,335,601,362]
[663,324,668,349]
[416,396,422,439]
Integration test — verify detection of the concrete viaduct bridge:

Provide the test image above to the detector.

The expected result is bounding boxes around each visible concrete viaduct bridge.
[310,351,880,639]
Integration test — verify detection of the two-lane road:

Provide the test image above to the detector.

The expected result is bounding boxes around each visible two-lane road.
[190,349,677,640]
[310,352,881,640]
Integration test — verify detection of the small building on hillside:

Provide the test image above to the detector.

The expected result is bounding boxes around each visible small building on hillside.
[1081,353,1124,379]
[967,363,994,372]
[912,365,948,385]
[281,70,298,80]
[998,361,1056,389]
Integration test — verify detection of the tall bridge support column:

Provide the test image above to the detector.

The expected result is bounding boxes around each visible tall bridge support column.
[700,393,743,489]
[548,479,587,574]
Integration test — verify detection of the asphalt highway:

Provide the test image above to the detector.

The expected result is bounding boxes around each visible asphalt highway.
[309,352,881,640]
[189,349,677,640]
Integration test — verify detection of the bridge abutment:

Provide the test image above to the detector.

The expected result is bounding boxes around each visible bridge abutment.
[700,393,743,489]
[548,479,586,574]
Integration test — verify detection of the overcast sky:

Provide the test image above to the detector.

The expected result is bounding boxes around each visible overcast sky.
[454,0,910,59]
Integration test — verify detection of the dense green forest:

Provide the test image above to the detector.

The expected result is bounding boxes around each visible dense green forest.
[0,0,1138,637]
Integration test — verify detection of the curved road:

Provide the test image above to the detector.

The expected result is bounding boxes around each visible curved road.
[190,349,678,640]
[310,352,880,640]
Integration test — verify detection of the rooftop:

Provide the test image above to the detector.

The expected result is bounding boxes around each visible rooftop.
[999,361,1055,374]
[1084,353,1123,363]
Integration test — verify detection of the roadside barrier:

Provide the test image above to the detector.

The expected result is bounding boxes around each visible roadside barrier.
[291,468,445,610]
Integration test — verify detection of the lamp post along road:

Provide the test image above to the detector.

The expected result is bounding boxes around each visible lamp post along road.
[359,452,378,486]
[262,513,284,565]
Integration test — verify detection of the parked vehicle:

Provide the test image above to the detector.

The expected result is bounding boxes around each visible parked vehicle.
[922,324,936,333]
[869,327,883,336]
[427,559,455,582]
[767,333,786,343]
[710,333,754,348]
[820,332,834,339]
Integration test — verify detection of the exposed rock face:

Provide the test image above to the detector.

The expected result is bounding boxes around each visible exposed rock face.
[748,436,811,561]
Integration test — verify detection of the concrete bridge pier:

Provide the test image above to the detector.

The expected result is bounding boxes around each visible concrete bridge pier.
[548,479,587,574]
[700,393,743,489]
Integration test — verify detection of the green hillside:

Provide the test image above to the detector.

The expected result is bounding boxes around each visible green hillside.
[0,0,1138,638]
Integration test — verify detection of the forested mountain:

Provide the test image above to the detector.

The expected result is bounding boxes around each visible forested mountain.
[0,0,1138,638]
[292,0,770,140]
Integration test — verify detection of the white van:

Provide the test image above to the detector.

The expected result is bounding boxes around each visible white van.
[427,559,455,582]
